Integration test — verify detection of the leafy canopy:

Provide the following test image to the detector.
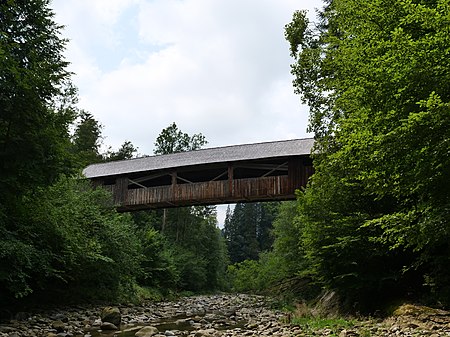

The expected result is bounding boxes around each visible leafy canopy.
[0,0,78,200]
[154,122,207,155]
[285,0,450,307]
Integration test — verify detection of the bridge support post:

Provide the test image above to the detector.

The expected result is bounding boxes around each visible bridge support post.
[288,158,304,192]
[228,165,234,197]
[113,177,129,206]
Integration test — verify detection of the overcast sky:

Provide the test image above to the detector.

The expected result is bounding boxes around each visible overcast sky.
[50,0,322,225]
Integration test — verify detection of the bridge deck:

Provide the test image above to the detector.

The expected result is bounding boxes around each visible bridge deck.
[83,138,314,210]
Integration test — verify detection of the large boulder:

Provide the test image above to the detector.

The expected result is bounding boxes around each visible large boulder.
[100,306,121,326]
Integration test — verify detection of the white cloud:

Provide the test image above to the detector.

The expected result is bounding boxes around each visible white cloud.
[51,0,321,226]
[52,0,319,155]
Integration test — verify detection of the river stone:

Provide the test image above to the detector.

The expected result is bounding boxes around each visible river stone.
[122,326,144,334]
[101,322,118,330]
[101,306,121,326]
[194,329,216,337]
[52,320,66,332]
[0,326,16,333]
[51,314,69,323]
[135,326,159,337]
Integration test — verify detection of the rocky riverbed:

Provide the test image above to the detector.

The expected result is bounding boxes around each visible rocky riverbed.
[1,294,450,337]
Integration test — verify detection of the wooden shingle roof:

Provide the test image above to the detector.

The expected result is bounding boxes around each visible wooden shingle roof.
[83,138,314,179]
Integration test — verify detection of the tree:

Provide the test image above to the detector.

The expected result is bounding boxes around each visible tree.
[72,112,138,165]
[0,0,146,306]
[154,122,207,154]
[153,122,209,234]
[286,0,450,307]
[72,110,103,166]
[0,0,77,202]
[224,203,259,263]
[271,201,307,277]
[223,202,279,264]
[137,122,227,291]
[104,140,138,162]
[0,176,142,303]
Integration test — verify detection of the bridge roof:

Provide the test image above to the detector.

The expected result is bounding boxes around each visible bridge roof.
[83,138,314,179]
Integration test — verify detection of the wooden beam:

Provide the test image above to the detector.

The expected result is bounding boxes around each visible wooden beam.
[262,161,289,177]
[211,170,228,181]
[234,163,288,171]
[228,164,234,197]
[128,178,147,189]
[171,171,177,185]
[132,172,170,184]
[288,158,303,190]
[113,177,128,205]
[176,175,194,184]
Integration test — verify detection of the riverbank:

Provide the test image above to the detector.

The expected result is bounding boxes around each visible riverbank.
[1,294,449,337]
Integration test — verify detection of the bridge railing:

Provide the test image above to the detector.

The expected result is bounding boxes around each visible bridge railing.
[116,175,293,209]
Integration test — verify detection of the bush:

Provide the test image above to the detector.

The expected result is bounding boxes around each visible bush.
[0,176,143,305]
[139,227,179,289]
[227,251,290,293]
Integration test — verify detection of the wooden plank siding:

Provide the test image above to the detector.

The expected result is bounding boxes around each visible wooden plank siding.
[84,138,314,210]
[119,176,293,210]
[93,158,314,211]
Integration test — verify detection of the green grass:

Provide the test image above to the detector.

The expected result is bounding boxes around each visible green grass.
[291,316,355,336]
[134,286,165,302]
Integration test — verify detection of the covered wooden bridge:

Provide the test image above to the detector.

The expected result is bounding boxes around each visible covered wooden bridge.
[83,138,314,211]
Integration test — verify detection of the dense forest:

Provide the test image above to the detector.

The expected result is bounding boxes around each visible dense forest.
[1,0,449,314]
[228,0,450,312]
[0,0,227,308]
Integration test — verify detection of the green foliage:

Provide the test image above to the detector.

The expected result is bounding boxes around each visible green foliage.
[169,208,228,291]
[174,247,208,291]
[285,0,450,308]
[0,0,78,203]
[154,122,207,155]
[147,123,228,292]
[291,316,355,337]
[227,251,290,293]
[134,206,228,293]
[72,111,139,166]
[227,259,261,292]
[272,201,309,276]
[134,285,166,302]
[0,176,143,303]
[139,227,179,289]
[104,140,139,162]
[72,110,104,167]
[223,202,279,263]
[0,0,230,307]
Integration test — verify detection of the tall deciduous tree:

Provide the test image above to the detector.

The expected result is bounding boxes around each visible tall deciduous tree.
[286,0,450,307]
[104,140,138,162]
[153,122,208,233]
[154,122,207,154]
[146,122,227,291]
